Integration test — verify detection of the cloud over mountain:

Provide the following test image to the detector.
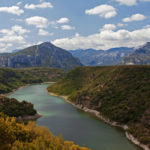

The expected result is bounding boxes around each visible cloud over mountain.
[52,25,150,50]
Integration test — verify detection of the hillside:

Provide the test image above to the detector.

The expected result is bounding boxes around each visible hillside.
[48,66,150,148]
[0,96,37,118]
[0,42,82,71]
[122,42,150,65]
[0,113,90,150]
[0,67,63,94]
[70,47,134,66]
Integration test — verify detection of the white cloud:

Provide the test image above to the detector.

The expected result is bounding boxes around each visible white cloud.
[123,14,146,22]
[52,25,150,50]
[113,0,136,6]
[57,17,69,24]
[38,29,53,36]
[0,35,25,43]
[0,25,29,36]
[0,6,24,15]
[117,23,127,27]
[25,2,53,9]
[61,25,75,30]
[0,25,30,52]
[49,17,70,29]
[25,16,48,28]
[17,2,22,6]
[0,43,13,53]
[11,25,30,35]
[100,24,116,31]
[85,4,117,19]
[140,0,150,1]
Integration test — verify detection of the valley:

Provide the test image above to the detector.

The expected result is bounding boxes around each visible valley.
[0,0,150,149]
[8,84,141,150]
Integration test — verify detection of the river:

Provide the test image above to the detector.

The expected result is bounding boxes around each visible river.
[8,84,141,150]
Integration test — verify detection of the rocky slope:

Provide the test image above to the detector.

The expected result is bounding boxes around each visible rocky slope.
[122,42,150,65]
[0,42,82,71]
[70,47,134,66]
[48,66,150,149]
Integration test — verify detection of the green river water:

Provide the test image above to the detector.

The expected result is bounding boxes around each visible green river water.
[8,84,141,150]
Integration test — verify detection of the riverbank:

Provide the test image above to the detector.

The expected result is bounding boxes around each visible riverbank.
[2,85,29,97]
[0,83,52,121]
[16,113,42,121]
[47,90,149,150]
[2,82,54,97]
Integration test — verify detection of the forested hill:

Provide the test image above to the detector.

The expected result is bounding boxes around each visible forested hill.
[0,67,64,94]
[48,65,150,148]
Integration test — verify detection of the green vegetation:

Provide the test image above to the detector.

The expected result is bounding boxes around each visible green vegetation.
[0,113,90,150]
[0,67,64,94]
[0,67,90,150]
[0,96,36,117]
[48,65,150,148]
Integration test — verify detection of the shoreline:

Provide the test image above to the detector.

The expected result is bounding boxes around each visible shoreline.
[47,90,150,150]
[1,82,51,121]
[1,84,29,97]
[16,113,42,121]
[2,82,53,97]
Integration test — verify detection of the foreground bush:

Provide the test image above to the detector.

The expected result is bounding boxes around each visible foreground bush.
[0,113,90,150]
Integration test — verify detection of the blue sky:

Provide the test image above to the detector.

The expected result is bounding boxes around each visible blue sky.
[0,0,150,52]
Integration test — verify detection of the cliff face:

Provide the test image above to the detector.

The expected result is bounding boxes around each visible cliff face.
[0,42,82,71]
[122,42,150,65]
[48,66,150,148]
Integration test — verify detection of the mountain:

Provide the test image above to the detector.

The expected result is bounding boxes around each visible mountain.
[122,42,150,65]
[69,47,134,66]
[12,49,20,53]
[48,66,150,149]
[0,42,82,71]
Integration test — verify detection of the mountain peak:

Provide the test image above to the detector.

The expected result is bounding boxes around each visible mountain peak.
[39,42,54,48]
[0,42,82,70]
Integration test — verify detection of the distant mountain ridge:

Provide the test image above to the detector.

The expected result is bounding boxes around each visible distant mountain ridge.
[0,42,82,71]
[69,47,134,66]
[122,42,150,65]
